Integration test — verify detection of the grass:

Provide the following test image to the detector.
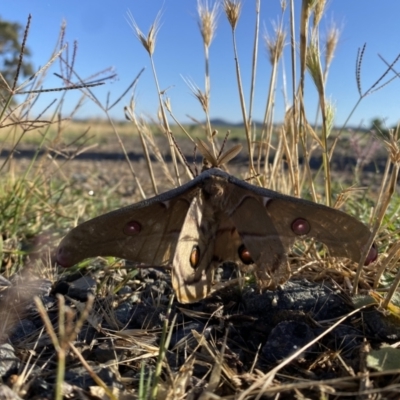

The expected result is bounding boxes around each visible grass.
[1,1,400,398]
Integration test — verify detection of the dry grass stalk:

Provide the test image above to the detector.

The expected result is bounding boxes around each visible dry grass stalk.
[260,19,286,178]
[354,129,400,295]
[197,1,218,154]
[248,0,261,131]
[128,10,182,187]
[164,97,196,146]
[353,130,400,294]
[223,0,257,176]
[373,241,400,289]
[124,97,159,196]
[34,295,101,400]
[140,119,180,185]
[306,36,332,205]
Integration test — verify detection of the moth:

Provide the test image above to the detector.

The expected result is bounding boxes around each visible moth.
[57,161,377,303]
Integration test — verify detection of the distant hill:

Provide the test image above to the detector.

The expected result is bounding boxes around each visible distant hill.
[209,118,264,127]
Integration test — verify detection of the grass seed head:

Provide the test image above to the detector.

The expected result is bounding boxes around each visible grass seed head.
[197,0,219,48]
[127,10,162,56]
[306,37,323,93]
[164,97,172,113]
[223,0,241,30]
[325,22,340,69]
[264,22,286,65]
[325,100,335,136]
[313,0,327,29]
[382,129,400,164]
[183,77,209,113]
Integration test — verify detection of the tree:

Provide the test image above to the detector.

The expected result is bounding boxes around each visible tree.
[370,117,389,139]
[0,17,34,91]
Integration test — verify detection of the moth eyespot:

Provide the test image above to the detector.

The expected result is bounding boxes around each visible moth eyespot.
[238,244,254,265]
[123,220,142,236]
[365,243,378,265]
[291,218,310,235]
[190,246,200,269]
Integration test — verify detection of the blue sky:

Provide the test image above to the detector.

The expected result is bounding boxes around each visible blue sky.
[2,1,400,129]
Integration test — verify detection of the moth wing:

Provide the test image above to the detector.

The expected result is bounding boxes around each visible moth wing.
[56,185,199,268]
[171,194,220,303]
[227,190,292,286]
[226,177,372,286]
[265,196,372,259]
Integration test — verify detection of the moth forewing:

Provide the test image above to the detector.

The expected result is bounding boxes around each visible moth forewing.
[57,187,196,269]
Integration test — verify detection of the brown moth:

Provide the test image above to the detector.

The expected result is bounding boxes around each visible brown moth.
[57,163,377,303]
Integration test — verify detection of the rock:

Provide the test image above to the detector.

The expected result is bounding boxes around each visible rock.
[0,344,20,378]
[262,320,316,363]
[67,276,97,301]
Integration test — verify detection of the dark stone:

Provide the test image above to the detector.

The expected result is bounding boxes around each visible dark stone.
[262,320,316,363]
[67,276,96,301]
[117,285,133,295]
[76,325,98,345]
[362,308,400,341]
[0,344,20,378]
[26,377,53,399]
[114,302,134,325]
[114,303,165,329]
[10,319,37,343]
[169,321,206,348]
[51,280,70,296]
[243,280,352,321]
[64,365,124,390]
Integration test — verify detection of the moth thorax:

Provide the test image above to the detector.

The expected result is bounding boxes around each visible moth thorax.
[203,177,227,207]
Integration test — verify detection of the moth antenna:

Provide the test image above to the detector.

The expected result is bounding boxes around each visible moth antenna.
[217,130,231,160]
[193,145,199,176]
[217,143,243,167]
[243,171,260,183]
[197,139,219,168]
[170,131,195,177]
